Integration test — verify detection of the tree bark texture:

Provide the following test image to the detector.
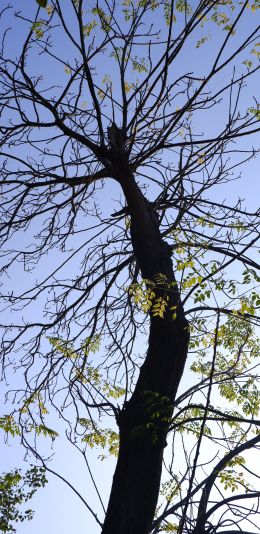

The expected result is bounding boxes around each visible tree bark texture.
[102,172,189,534]
[101,136,189,534]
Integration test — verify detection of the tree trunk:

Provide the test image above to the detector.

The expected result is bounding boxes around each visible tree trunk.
[101,173,189,534]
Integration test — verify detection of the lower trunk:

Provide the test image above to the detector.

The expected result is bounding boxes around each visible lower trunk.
[102,174,189,534]
[102,318,189,534]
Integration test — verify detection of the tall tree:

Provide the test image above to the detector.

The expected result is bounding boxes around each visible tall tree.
[0,1,260,533]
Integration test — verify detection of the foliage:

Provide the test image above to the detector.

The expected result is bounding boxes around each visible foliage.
[0,467,47,533]
[36,0,47,7]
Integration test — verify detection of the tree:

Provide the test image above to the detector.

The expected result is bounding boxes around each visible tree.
[0,467,47,533]
[0,1,260,533]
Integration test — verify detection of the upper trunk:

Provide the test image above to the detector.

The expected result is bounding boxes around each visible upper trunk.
[102,159,189,533]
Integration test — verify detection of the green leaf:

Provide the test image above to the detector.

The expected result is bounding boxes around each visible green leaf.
[36,0,48,7]
[34,424,59,439]
[0,415,20,437]
[0,467,47,532]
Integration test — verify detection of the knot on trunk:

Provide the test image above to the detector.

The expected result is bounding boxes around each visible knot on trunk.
[117,390,173,450]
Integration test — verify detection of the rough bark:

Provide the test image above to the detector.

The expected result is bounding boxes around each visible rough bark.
[101,170,189,534]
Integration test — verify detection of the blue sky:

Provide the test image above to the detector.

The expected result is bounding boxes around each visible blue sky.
[1,1,259,533]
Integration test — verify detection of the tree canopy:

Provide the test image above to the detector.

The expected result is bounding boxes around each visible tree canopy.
[0,1,260,533]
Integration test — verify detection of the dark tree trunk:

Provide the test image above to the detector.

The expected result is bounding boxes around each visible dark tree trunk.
[102,172,189,534]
